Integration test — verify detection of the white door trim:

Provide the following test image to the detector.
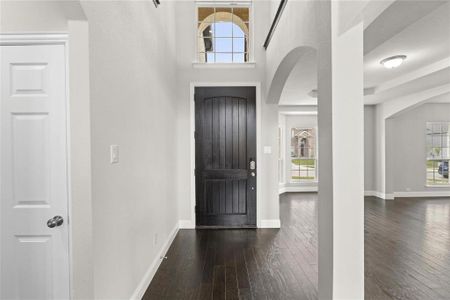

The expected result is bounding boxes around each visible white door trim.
[185,82,262,228]
[0,33,72,299]
[0,33,68,45]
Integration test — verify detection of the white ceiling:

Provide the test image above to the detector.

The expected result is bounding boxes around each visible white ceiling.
[278,0,450,106]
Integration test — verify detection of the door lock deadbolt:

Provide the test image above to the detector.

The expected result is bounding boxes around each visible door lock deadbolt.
[249,158,256,170]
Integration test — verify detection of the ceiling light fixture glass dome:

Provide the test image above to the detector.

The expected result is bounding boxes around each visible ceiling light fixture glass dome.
[380,55,407,69]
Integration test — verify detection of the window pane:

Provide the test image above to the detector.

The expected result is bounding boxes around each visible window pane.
[197,6,251,64]
[426,122,450,186]
[445,123,450,134]
[291,159,316,182]
[232,7,249,22]
[430,147,442,158]
[233,38,246,52]
[198,7,215,22]
[215,22,233,37]
[198,37,213,52]
[215,53,232,63]
[432,135,441,147]
[426,134,432,147]
[206,52,215,63]
[198,52,215,63]
[290,128,317,182]
[427,160,449,185]
[215,38,232,52]
[233,53,245,63]
[232,23,246,38]
[432,124,442,135]
[198,23,214,37]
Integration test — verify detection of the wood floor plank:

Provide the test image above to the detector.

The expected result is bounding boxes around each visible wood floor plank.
[212,265,226,300]
[143,193,450,300]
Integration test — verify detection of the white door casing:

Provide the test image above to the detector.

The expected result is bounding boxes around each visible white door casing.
[1,43,70,299]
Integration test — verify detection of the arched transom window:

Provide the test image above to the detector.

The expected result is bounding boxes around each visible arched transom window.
[197,6,250,63]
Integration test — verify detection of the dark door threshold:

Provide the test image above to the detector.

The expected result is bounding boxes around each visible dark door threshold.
[195,225,257,230]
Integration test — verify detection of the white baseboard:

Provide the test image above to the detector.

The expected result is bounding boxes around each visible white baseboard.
[279,186,318,194]
[130,223,179,300]
[365,190,449,199]
[394,191,450,198]
[179,219,195,229]
[260,219,281,228]
[364,190,394,200]
[364,190,376,197]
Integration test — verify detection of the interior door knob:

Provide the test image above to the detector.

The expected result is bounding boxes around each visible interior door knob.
[47,216,64,228]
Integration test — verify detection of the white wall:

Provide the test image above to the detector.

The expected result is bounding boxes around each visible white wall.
[389,103,450,194]
[373,89,450,199]
[364,105,375,191]
[174,1,280,226]
[0,0,68,31]
[79,1,179,298]
[265,0,318,101]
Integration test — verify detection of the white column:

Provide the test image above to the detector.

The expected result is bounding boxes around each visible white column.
[316,1,365,299]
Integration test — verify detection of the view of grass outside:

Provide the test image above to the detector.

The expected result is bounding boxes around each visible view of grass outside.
[292,159,315,166]
[292,176,315,180]
[291,158,316,181]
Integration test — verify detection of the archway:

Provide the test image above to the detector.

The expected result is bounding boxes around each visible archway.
[266,46,317,104]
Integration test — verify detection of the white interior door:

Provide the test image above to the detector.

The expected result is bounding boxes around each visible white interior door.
[1,43,70,299]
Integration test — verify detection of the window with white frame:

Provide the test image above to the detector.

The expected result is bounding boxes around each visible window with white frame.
[290,128,317,182]
[426,122,449,185]
[197,4,250,63]
[278,127,284,184]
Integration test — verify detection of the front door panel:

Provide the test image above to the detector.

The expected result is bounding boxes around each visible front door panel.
[195,87,256,227]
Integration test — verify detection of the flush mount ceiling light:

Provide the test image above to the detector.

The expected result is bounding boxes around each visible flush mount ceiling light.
[380,55,407,69]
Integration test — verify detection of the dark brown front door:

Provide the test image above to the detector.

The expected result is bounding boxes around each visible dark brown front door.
[195,87,256,227]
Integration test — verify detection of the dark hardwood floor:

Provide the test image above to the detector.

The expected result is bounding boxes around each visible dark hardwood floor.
[143,193,450,300]
[365,196,450,300]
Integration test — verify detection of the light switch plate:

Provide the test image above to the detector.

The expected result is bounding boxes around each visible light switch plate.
[110,145,119,164]
[264,146,272,154]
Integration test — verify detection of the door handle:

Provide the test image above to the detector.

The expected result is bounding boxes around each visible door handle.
[47,216,64,228]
